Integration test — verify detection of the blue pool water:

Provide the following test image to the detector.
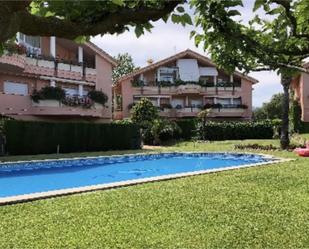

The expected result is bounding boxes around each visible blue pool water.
[0,153,274,198]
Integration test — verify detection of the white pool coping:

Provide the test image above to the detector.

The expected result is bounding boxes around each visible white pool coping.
[0,152,292,205]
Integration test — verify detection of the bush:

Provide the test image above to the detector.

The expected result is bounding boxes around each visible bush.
[198,121,274,140]
[175,119,198,140]
[131,98,159,128]
[4,120,141,155]
[31,86,66,102]
[87,90,108,106]
[150,119,181,145]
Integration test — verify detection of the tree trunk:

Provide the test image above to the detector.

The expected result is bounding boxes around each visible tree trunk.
[280,74,292,150]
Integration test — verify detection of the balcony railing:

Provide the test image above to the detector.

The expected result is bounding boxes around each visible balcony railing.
[131,79,241,88]
[25,56,97,83]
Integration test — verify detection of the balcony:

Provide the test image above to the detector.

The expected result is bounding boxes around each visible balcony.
[0,54,26,72]
[0,93,105,118]
[176,107,202,117]
[176,84,202,94]
[131,79,241,96]
[209,106,247,118]
[24,57,97,83]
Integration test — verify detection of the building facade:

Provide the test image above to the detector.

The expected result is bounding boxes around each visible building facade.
[0,34,117,122]
[114,49,258,120]
[291,62,309,123]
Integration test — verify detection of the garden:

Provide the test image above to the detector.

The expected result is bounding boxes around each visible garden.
[0,98,308,248]
[0,137,308,248]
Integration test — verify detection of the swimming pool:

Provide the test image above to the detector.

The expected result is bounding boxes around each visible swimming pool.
[0,152,280,204]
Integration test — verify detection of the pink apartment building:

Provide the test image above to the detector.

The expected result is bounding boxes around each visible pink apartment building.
[0,34,117,122]
[114,49,258,120]
[291,62,309,124]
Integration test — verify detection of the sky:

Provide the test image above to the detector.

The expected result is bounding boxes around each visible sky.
[91,1,282,107]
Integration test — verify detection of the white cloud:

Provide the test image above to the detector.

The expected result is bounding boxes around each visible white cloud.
[91,1,282,107]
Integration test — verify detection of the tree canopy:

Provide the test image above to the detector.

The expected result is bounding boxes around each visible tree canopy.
[190,0,309,149]
[253,93,284,120]
[191,0,309,74]
[112,53,137,82]
[0,0,193,49]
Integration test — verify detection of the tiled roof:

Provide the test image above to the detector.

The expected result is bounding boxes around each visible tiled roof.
[85,42,117,66]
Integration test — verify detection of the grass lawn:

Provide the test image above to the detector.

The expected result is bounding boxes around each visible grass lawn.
[0,139,309,248]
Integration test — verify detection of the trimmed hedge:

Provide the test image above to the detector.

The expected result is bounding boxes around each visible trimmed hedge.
[199,121,274,140]
[4,120,141,155]
[176,119,198,140]
[300,122,309,134]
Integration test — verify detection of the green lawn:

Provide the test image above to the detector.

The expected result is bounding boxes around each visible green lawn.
[0,139,309,248]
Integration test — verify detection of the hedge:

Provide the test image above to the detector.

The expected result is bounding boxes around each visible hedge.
[300,122,309,134]
[199,121,274,140]
[175,119,198,140]
[4,120,141,155]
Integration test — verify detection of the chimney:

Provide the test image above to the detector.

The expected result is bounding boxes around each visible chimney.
[147,58,154,65]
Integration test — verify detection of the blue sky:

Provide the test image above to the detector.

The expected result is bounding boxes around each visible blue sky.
[91,1,282,107]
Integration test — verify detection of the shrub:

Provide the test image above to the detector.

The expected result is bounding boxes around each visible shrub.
[4,120,141,155]
[198,121,274,140]
[234,143,279,151]
[175,119,198,140]
[160,103,172,109]
[150,119,181,145]
[87,90,108,106]
[61,96,93,108]
[131,79,144,87]
[31,86,66,102]
[131,98,159,128]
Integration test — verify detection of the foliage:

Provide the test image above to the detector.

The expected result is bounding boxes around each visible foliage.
[289,100,303,132]
[175,119,198,140]
[3,42,27,55]
[112,53,137,82]
[132,79,241,88]
[253,93,284,120]
[191,0,308,74]
[87,90,108,106]
[160,103,173,109]
[0,1,192,51]
[131,98,159,128]
[234,143,279,151]
[4,120,141,155]
[61,96,93,109]
[150,119,181,145]
[131,79,145,87]
[31,86,66,102]
[112,119,134,125]
[190,0,309,149]
[198,121,274,140]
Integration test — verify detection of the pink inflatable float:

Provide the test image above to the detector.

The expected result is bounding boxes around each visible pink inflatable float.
[294,141,309,157]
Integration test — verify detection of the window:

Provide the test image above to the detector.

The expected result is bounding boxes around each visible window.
[4,82,28,95]
[157,67,178,83]
[200,76,214,84]
[233,97,242,105]
[63,88,78,96]
[18,33,40,48]
[190,99,203,107]
[217,98,232,106]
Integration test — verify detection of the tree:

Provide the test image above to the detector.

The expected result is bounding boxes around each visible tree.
[0,0,193,50]
[253,93,284,120]
[112,53,136,82]
[131,98,159,128]
[197,108,211,140]
[191,0,309,149]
